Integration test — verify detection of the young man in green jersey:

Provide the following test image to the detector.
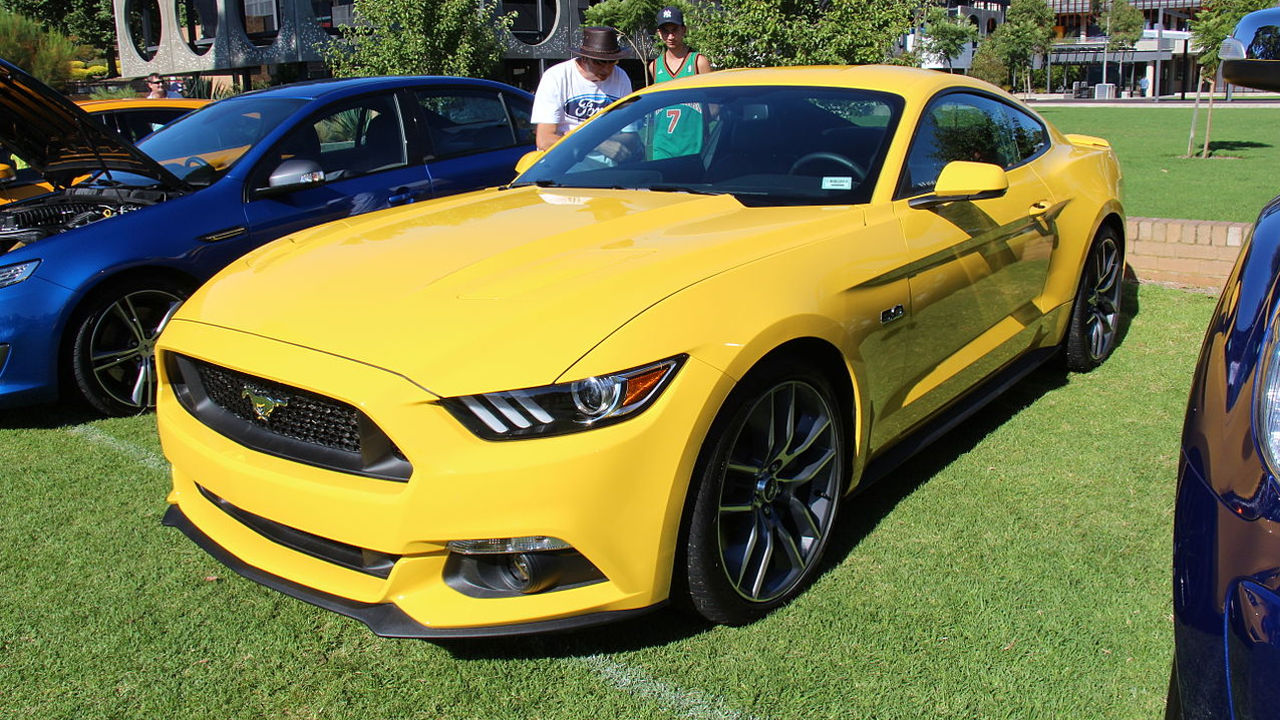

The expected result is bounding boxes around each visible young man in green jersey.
[647,6,712,160]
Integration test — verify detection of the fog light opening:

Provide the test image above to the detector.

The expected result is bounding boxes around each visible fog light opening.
[503,552,562,594]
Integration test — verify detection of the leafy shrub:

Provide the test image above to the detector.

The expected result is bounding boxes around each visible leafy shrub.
[0,9,76,88]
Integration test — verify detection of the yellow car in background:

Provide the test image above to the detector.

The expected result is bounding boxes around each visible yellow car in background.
[158,66,1124,637]
[0,96,207,203]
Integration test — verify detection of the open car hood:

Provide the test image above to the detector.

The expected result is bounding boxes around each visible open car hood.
[0,58,187,190]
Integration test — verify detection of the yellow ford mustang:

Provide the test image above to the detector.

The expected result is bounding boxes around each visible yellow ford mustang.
[157,66,1123,637]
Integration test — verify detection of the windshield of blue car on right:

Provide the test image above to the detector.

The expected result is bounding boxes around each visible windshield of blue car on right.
[136,97,307,185]
[514,85,904,206]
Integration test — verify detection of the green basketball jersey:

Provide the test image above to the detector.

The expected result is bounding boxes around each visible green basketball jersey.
[651,52,704,160]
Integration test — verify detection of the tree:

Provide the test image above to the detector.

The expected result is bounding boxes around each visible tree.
[688,0,916,69]
[0,8,76,87]
[968,36,1009,88]
[918,5,978,71]
[3,0,116,75]
[988,0,1054,95]
[320,0,511,79]
[1097,0,1143,88]
[583,0,674,85]
[1187,0,1273,157]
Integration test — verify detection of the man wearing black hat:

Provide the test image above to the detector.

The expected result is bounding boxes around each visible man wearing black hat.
[531,26,633,151]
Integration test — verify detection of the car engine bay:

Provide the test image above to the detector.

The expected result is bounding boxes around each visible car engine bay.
[0,185,171,254]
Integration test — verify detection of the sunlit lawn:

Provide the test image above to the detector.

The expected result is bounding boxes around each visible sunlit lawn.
[1037,104,1280,223]
[0,282,1213,719]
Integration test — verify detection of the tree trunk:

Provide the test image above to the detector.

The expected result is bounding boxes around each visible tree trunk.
[1202,76,1216,159]
[1186,70,1203,157]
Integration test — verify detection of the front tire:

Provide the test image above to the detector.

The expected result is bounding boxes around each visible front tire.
[1065,226,1124,372]
[682,363,847,625]
[69,280,187,416]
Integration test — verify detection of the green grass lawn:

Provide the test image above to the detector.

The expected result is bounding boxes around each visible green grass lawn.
[0,282,1214,719]
[1037,105,1280,223]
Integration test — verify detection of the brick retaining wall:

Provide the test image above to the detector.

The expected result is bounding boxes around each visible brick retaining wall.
[1124,216,1251,291]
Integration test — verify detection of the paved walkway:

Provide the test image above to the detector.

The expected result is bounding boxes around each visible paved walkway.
[1023,92,1280,108]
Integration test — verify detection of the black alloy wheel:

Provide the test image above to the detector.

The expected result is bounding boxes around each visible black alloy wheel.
[1065,226,1124,372]
[682,363,846,625]
[70,281,187,416]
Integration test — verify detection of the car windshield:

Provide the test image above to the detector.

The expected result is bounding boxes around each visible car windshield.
[514,85,903,206]
[137,97,307,185]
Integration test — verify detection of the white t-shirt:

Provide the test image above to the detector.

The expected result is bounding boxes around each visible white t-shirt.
[530,58,632,136]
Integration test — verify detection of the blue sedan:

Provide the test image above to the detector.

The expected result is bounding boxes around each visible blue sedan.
[0,60,533,415]
[1169,6,1280,718]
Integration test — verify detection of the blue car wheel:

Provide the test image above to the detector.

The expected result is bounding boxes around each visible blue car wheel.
[69,279,188,415]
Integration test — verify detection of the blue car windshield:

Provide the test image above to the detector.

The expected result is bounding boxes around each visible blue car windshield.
[514,85,903,206]
[137,97,307,185]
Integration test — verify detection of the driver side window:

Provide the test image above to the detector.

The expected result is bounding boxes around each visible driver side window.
[899,93,1019,197]
[254,93,408,191]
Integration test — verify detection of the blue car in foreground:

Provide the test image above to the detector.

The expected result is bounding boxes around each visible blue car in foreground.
[1169,7,1280,718]
[0,59,533,415]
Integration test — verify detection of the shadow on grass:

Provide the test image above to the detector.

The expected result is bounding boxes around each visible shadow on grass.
[0,400,103,429]
[443,281,1145,660]
[1208,139,1271,154]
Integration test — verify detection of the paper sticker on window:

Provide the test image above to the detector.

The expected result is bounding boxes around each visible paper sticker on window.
[822,177,853,190]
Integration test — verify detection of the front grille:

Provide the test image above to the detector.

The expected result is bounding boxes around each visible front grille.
[168,353,412,481]
[195,361,363,453]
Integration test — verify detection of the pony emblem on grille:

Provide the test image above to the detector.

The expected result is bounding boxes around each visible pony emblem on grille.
[241,386,289,422]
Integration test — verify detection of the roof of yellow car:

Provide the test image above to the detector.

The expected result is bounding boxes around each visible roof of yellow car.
[75,97,210,112]
[633,64,1005,100]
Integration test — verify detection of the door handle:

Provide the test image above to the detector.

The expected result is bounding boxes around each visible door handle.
[388,188,415,206]
[1028,200,1052,216]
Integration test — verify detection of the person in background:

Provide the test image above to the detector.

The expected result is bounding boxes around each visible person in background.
[648,6,712,160]
[649,6,711,84]
[531,26,632,152]
[145,73,175,99]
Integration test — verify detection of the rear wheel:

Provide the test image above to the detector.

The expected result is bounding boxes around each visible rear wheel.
[1065,226,1124,371]
[69,280,187,416]
[681,363,846,625]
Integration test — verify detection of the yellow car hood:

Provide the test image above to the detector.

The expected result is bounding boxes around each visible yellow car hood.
[177,186,858,396]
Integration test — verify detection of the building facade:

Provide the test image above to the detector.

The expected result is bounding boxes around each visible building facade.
[113,0,1216,98]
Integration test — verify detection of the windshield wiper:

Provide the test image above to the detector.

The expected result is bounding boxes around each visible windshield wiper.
[648,184,723,195]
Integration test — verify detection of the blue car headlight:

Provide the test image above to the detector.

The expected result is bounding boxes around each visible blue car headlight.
[441,355,686,440]
[1257,310,1280,475]
[0,260,38,289]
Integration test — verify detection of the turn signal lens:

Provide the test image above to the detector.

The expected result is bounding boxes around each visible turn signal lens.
[447,536,572,555]
[0,260,39,289]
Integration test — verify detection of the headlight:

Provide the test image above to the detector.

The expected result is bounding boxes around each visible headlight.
[0,260,38,289]
[441,355,686,440]
[1257,310,1280,475]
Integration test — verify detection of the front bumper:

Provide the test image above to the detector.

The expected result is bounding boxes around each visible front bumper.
[0,274,74,407]
[157,319,732,635]
[1173,451,1280,719]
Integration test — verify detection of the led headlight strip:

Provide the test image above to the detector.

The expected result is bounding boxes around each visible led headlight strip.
[442,355,686,440]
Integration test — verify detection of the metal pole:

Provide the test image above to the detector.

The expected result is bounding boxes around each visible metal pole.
[1154,7,1163,101]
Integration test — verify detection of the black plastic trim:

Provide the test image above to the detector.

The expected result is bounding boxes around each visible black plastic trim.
[163,504,663,638]
[167,353,412,481]
[860,345,1058,488]
[196,484,398,578]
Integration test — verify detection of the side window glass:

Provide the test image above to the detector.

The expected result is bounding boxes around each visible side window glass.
[415,89,517,158]
[1003,105,1049,163]
[263,94,407,187]
[505,93,535,145]
[900,93,1017,196]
